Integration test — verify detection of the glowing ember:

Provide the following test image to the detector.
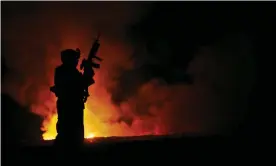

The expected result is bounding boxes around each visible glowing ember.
[86,133,95,139]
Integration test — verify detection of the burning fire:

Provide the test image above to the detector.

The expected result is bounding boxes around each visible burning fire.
[42,102,105,140]
[40,72,139,140]
[42,106,102,140]
[41,88,161,141]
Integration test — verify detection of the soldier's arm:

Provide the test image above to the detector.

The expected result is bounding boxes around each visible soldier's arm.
[81,69,95,87]
[54,68,65,97]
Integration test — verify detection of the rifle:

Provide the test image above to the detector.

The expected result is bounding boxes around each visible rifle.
[80,32,102,70]
[81,32,103,102]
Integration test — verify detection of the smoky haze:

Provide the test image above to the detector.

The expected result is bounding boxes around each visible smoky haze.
[2,2,261,140]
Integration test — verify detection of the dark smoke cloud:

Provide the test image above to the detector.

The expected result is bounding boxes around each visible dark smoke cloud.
[112,34,257,135]
[108,3,262,135]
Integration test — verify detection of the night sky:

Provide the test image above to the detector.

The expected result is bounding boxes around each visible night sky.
[1,2,273,144]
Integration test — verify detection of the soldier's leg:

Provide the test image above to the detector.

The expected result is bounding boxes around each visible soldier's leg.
[55,101,72,148]
[74,109,85,147]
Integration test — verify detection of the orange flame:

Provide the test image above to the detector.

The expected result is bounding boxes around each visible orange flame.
[41,85,114,140]
[42,107,98,140]
[41,73,140,140]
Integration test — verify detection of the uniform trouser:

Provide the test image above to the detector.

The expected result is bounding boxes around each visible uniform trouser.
[54,100,84,148]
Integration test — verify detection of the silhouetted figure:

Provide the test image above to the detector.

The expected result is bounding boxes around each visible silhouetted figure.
[50,34,102,152]
[50,49,94,149]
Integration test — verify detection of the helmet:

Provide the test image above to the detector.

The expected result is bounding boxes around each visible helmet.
[60,48,80,64]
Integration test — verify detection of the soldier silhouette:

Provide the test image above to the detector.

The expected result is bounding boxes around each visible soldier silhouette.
[51,48,94,150]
